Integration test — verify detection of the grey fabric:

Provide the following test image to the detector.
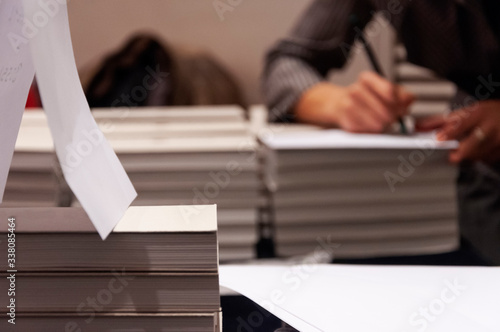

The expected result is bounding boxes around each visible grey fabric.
[263,0,500,121]
[458,162,500,264]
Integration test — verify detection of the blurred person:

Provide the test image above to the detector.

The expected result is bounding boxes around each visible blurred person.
[262,0,500,265]
[83,33,246,109]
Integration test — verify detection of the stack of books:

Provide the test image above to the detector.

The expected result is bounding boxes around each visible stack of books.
[394,44,456,118]
[2,112,70,207]
[92,106,263,261]
[0,205,221,331]
[260,128,460,259]
[9,107,263,261]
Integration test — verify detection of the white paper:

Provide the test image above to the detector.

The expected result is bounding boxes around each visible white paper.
[261,129,459,150]
[0,0,36,202]
[20,0,137,239]
[220,264,500,332]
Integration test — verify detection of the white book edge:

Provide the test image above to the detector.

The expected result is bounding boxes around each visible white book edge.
[0,205,217,233]
[261,129,458,150]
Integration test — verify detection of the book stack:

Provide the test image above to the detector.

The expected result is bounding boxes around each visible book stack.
[89,106,263,262]
[1,112,70,207]
[0,205,221,331]
[260,128,460,259]
[394,44,456,118]
[8,107,264,261]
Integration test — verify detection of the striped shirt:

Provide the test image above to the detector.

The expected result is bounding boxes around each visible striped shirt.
[262,0,500,121]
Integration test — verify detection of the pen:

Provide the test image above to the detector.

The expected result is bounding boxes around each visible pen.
[352,17,408,134]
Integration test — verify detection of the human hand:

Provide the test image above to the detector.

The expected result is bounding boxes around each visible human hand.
[418,100,500,163]
[294,71,415,132]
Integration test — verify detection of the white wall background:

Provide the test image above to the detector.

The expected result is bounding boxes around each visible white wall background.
[68,0,394,105]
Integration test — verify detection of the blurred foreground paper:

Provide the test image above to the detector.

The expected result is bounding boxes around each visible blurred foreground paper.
[7,0,137,239]
[220,264,500,332]
[0,0,36,202]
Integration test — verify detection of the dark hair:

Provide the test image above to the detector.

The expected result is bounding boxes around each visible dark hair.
[85,34,173,107]
[85,33,246,109]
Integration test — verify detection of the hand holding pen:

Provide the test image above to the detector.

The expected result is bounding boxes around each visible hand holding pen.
[356,26,412,134]
[294,26,415,131]
[295,72,415,132]
[296,25,415,132]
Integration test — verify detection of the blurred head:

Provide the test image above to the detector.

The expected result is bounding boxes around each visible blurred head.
[85,33,246,109]
[85,34,173,108]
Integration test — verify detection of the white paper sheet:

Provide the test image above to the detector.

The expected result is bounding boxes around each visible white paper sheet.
[20,0,137,239]
[261,130,459,150]
[220,264,500,332]
[0,0,36,202]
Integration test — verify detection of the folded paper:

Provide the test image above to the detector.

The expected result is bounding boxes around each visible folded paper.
[0,0,137,239]
[0,0,36,202]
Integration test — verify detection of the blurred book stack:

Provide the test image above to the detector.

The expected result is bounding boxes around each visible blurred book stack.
[2,112,70,207]
[90,106,263,262]
[0,205,221,331]
[7,107,265,262]
[394,44,456,118]
[260,128,460,259]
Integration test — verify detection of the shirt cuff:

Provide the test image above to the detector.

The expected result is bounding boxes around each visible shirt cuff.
[262,56,323,122]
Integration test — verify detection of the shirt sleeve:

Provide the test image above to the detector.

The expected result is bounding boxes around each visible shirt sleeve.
[262,0,375,122]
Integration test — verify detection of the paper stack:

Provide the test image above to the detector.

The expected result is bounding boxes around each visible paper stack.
[260,128,460,259]
[394,44,456,118]
[89,106,264,262]
[0,205,222,331]
[5,107,264,261]
[2,112,70,207]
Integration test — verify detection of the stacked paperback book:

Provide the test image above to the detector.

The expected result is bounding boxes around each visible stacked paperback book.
[0,205,221,331]
[2,112,70,207]
[89,106,264,261]
[6,107,264,261]
[260,128,460,259]
[394,44,456,118]
[5,106,460,263]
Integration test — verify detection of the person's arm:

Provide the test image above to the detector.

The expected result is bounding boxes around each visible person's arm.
[262,0,414,131]
[263,0,373,122]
